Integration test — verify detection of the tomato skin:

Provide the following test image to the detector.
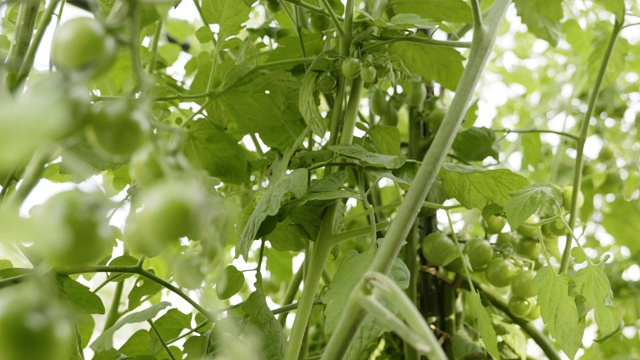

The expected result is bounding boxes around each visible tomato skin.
[561,186,585,211]
[496,232,517,247]
[421,233,459,267]
[316,71,337,93]
[130,146,164,187]
[309,13,330,32]
[341,57,361,79]
[370,89,387,116]
[511,270,537,298]
[409,81,427,107]
[381,104,398,126]
[516,215,539,238]
[32,189,113,268]
[86,102,146,160]
[266,0,281,12]
[485,215,506,234]
[360,65,377,83]
[485,258,517,287]
[515,238,541,259]
[0,285,74,360]
[508,296,533,318]
[51,18,116,77]
[526,304,541,320]
[426,107,445,133]
[463,238,493,270]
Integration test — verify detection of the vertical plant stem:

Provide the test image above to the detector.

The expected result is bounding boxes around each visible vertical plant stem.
[103,280,124,331]
[559,18,623,273]
[5,0,39,91]
[320,1,511,358]
[278,267,304,327]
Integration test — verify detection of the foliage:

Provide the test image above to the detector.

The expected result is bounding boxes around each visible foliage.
[0,0,639,359]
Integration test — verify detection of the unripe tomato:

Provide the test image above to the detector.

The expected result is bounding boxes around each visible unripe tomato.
[130,146,164,187]
[463,238,493,270]
[426,107,445,133]
[444,257,465,273]
[561,186,585,211]
[51,18,116,77]
[370,89,387,116]
[381,104,398,127]
[309,13,330,32]
[496,232,517,247]
[484,215,506,234]
[485,258,517,287]
[86,102,146,160]
[360,65,377,83]
[421,233,459,267]
[266,0,281,12]
[0,285,74,360]
[32,189,113,268]
[515,238,541,259]
[409,81,427,107]
[511,270,537,298]
[341,57,361,79]
[516,215,539,238]
[316,71,337,93]
[526,304,541,320]
[508,296,533,318]
[549,219,567,236]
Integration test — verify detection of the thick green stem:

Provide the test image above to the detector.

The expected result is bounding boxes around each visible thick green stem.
[559,18,623,274]
[320,1,511,358]
[5,0,39,91]
[278,265,304,327]
[103,280,124,331]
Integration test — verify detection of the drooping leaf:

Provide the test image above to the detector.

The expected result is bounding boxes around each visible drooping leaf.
[238,169,309,258]
[368,125,401,155]
[330,144,406,169]
[241,287,285,360]
[532,266,585,359]
[299,70,325,136]
[452,127,498,161]
[504,184,559,230]
[91,302,171,351]
[389,42,464,90]
[440,163,530,210]
[128,274,164,310]
[466,292,500,359]
[59,277,106,315]
[513,0,563,46]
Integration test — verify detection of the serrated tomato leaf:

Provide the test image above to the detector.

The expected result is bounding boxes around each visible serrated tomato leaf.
[504,184,558,229]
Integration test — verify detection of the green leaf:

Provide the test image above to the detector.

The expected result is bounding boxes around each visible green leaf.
[502,323,528,360]
[264,247,293,282]
[238,168,308,258]
[217,265,245,300]
[201,0,250,39]
[588,34,628,90]
[594,0,625,19]
[330,144,406,169]
[241,287,285,360]
[521,133,542,169]
[91,301,171,352]
[513,0,563,46]
[452,127,498,161]
[504,184,558,230]
[466,292,500,359]
[368,125,401,155]
[601,197,640,255]
[152,308,191,341]
[128,274,164,310]
[299,70,325,136]
[390,257,410,289]
[183,119,249,184]
[372,13,439,30]
[389,42,464,90]
[388,0,472,23]
[532,266,585,359]
[265,206,323,251]
[440,163,530,210]
[119,329,151,356]
[59,277,106,315]
[76,314,96,348]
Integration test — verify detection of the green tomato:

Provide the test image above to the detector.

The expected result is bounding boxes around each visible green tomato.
[421,233,459,267]
[341,57,361,79]
[515,238,542,259]
[381,104,399,126]
[32,190,113,268]
[496,232,517,247]
[51,18,116,77]
[516,215,539,238]
[87,102,146,160]
[549,219,567,236]
[463,238,493,270]
[426,107,445,133]
[561,186,585,211]
[309,13,330,32]
[316,71,337,93]
[360,65,377,83]
[370,89,387,116]
[409,81,427,107]
[484,215,506,234]
[266,0,280,12]
[511,270,537,298]
[0,285,73,360]
[485,258,517,287]
[130,146,164,187]
[508,296,533,318]
[526,304,541,320]
[216,265,245,300]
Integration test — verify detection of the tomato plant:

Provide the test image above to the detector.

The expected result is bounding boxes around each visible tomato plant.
[0,1,634,359]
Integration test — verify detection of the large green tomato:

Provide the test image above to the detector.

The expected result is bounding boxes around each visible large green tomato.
[561,186,585,211]
[309,13,330,32]
[508,295,533,318]
[463,238,493,270]
[515,238,541,259]
[0,285,73,360]
[485,258,517,287]
[341,57,361,79]
[516,215,539,238]
[51,18,116,76]
[421,233,459,266]
[32,189,113,268]
[496,232,517,247]
[360,65,377,83]
[316,72,337,93]
[130,146,164,187]
[485,215,506,234]
[511,270,537,298]
[87,102,146,160]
